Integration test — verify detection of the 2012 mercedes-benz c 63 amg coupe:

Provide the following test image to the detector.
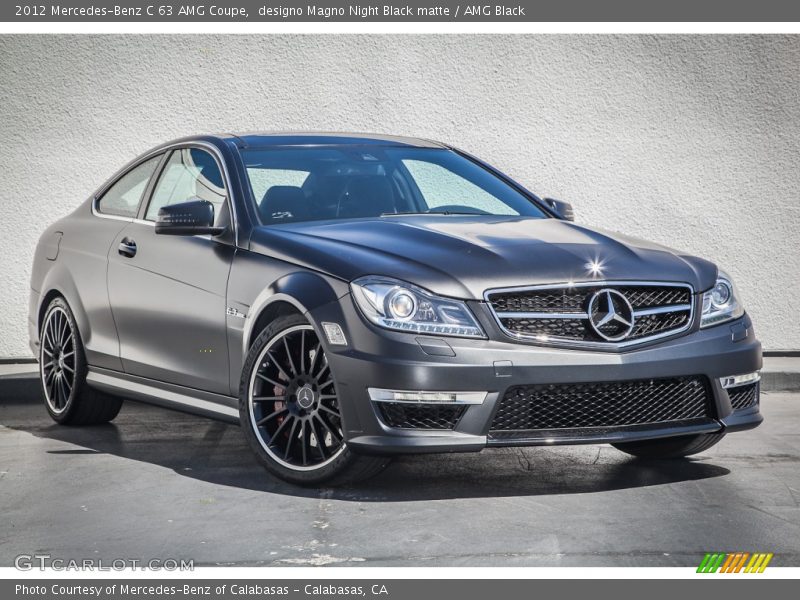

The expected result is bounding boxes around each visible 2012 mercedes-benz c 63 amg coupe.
[29,133,762,485]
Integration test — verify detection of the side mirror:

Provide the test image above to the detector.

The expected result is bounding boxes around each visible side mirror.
[543,197,575,222]
[155,199,225,236]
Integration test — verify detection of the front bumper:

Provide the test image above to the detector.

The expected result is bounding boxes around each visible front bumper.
[312,295,762,455]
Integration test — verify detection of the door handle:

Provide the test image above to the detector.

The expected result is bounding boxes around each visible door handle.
[118,238,137,258]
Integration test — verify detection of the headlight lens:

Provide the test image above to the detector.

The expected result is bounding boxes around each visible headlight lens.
[351,276,485,338]
[701,270,745,328]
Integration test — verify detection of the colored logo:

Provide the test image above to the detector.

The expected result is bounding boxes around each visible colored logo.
[697,552,773,573]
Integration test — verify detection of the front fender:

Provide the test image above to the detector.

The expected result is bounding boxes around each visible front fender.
[242,271,347,358]
[226,250,350,394]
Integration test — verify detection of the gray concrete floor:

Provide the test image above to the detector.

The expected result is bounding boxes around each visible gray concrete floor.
[1,373,798,567]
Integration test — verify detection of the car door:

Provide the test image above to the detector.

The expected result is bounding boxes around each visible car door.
[107,146,235,395]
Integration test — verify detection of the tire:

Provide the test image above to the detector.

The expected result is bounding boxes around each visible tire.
[39,297,123,425]
[239,313,390,486]
[611,433,725,459]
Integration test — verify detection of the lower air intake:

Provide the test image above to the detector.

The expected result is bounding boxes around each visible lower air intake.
[377,402,466,430]
[491,376,712,431]
[729,382,759,411]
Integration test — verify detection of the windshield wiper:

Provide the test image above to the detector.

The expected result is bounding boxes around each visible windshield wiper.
[381,211,480,217]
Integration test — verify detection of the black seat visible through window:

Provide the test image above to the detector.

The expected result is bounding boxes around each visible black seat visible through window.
[260,186,308,223]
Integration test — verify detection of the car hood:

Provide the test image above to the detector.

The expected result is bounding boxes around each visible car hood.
[248,216,717,299]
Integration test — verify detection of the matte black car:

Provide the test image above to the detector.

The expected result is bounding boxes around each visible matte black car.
[29,133,763,485]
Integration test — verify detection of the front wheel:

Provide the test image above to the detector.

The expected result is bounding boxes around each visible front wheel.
[239,314,390,486]
[612,433,725,459]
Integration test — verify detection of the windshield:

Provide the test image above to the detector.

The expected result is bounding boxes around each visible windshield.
[241,146,548,224]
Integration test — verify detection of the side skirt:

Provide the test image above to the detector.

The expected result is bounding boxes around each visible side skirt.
[86,367,240,424]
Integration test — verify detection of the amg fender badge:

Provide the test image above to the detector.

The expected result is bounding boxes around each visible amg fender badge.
[226,307,246,319]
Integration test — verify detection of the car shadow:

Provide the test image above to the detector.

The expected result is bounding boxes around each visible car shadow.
[1,374,730,501]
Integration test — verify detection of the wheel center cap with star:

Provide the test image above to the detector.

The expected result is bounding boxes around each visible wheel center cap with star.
[296,385,316,410]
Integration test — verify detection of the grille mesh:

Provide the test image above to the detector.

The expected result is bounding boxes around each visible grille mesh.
[629,312,690,339]
[488,284,692,345]
[729,382,759,411]
[377,402,466,430]
[491,376,712,431]
[489,286,690,314]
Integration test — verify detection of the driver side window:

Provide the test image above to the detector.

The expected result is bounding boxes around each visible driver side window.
[146,148,227,224]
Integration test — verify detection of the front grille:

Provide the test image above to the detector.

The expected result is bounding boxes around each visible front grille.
[490,376,712,432]
[487,283,694,347]
[376,402,466,430]
[729,382,759,411]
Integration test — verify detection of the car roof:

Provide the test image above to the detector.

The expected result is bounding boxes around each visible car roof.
[214,132,448,149]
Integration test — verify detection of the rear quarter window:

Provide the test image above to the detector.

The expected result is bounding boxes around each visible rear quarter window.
[96,156,162,218]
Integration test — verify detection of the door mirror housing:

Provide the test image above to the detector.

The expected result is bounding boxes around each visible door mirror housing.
[155,199,225,236]
[543,197,575,221]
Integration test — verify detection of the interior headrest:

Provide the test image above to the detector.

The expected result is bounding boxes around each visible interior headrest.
[260,186,307,222]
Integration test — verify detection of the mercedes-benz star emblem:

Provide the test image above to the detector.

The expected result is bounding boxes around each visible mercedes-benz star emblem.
[296,385,315,410]
[587,289,635,342]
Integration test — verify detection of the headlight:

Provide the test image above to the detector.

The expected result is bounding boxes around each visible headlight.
[701,270,745,328]
[351,276,485,338]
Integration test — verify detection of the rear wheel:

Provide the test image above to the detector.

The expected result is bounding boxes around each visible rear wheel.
[240,314,390,486]
[612,433,725,459]
[39,297,123,425]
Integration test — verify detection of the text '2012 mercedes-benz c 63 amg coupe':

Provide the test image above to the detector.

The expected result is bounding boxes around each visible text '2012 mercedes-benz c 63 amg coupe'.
[29,133,762,485]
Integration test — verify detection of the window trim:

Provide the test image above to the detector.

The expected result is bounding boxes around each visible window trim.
[91,141,239,245]
[92,153,165,221]
[140,146,228,224]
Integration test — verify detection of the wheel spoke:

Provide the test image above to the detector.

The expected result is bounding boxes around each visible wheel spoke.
[308,342,321,376]
[266,350,291,381]
[300,330,307,374]
[61,350,74,359]
[312,420,328,459]
[315,360,329,379]
[62,371,73,393]
[252,395,285,402]
[45,373,56,390]
[300,420,308,466]
[283,336,298,376]
[314,413,341,443]
[43,322,56,351]
[319,378,335,390]
[58,313,69,346]
[256,372,286,389]
[283,418,299,460]
[62,363,74,375]
[57,375,68,408]
[319,394,338,401]
[62,333,73,349]
[257,408,288,427]
[269,412,293,441]
[318,404,341,419]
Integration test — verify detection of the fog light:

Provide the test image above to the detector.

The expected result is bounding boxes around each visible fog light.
[321,322,347,346]
[720,371,760,389]
[368,388,487,404]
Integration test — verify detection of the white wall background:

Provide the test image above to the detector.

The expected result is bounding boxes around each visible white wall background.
[0,35,798,357]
